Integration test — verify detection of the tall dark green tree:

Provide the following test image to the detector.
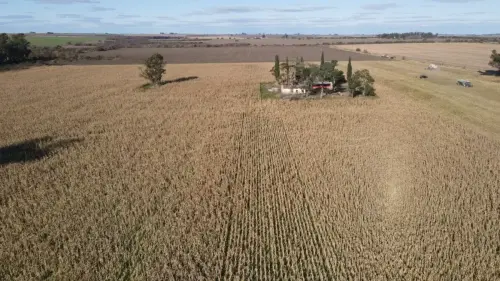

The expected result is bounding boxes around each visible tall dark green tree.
[294,57,307,85]
[281,56,292,85]
[320,51,325,66]
[347,56,353,81]
[0,33,8,64]
[273,55,280,83]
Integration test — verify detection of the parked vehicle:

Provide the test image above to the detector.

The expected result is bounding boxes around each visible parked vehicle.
[457,79,473,87]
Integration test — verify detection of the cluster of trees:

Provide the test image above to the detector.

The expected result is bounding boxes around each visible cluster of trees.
[1,33,120,65]
[0,33,31,65]
[377,32,438,39]
[346,57,376,96]
[271,52,375,97]
[0,33,83,65]
[271,52,345,95]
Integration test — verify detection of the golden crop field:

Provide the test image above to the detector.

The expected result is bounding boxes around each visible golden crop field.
[1,61,499,280]
[334,43,499,70]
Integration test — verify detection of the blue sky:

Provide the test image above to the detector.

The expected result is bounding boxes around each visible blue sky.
[0,0,499,34]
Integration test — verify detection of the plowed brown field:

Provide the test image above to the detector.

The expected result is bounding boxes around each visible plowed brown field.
[82,46,384,64]
[1,61,499,280]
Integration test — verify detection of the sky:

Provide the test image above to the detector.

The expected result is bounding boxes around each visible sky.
[0,0,499,35]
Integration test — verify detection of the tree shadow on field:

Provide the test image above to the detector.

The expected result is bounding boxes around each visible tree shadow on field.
[0,63,36,73]
[160,76,199,85]
[478,70,500,76]
[0,136,83,166]
[140,76,199,90]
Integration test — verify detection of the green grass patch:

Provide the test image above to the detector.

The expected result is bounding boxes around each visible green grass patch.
[138,83,156,92]
[27,36,103,47]
[260,82,279,99]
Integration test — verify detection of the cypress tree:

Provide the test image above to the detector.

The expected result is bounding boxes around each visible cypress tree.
[274,55,280,83]
[285,56,290,85]
[320,51,325,66]
[347,56,353,81]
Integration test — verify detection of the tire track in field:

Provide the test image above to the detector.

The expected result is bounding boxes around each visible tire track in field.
[219,111,334,280]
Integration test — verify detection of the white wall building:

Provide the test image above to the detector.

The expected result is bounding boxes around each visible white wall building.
[281,85,307,94]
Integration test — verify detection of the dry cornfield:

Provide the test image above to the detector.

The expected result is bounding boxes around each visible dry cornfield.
[1,61,499,280]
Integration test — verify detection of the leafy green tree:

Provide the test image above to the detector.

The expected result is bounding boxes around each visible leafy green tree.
[140,53,166,85]
[319,60,344,91]
[304,64,320,95]
[2,33,31,64]
[489,50,500,73]
[7,34,31,63]
[294,57,305,85]
[320,51,325,66]
[350,69,376,96]
[330,60,338,68]
[305,63,331,97]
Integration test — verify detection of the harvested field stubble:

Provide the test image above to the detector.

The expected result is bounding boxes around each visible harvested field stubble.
[0,62,499,280]
[334,43,499,69]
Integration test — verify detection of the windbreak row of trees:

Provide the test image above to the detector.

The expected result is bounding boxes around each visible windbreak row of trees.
[377,32,438,39]
[1,33,117,66]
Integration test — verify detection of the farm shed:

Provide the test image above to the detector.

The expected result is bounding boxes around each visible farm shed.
[312,82,333,90]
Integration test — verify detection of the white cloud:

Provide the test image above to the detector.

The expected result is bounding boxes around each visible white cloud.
[361,3,398,10]
[90,6,115,11]
[31,0,98,4]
